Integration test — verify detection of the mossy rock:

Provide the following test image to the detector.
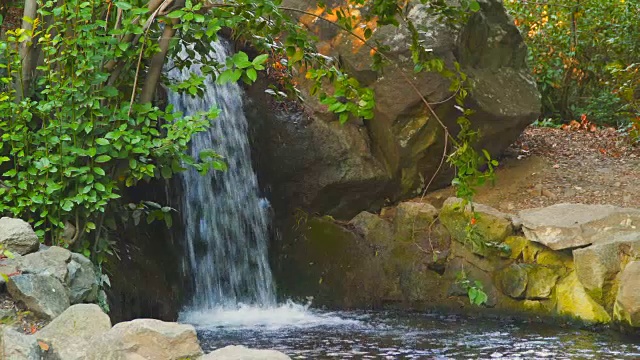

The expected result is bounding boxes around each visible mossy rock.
[393,202,438,244]
[496,264,527,299]
[439,198,514,257]
[503,236,528,260]
[555,271,611,324]
[525,265,560,300]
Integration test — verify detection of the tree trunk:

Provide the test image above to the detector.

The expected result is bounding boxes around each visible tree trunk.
[16,0,38,101]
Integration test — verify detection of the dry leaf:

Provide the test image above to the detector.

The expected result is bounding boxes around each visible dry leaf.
[38,341,50,351]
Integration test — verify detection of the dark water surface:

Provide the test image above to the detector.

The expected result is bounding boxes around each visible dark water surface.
[195,309,640,359]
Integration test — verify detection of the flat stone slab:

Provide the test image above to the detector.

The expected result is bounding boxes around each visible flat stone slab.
[519,203,640,250]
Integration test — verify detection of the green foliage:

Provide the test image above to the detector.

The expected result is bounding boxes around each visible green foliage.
[0,0,221,254]
[505,0,640,127]
[455,270,488,306]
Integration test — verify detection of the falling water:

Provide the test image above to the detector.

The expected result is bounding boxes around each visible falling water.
[168,40,276,310]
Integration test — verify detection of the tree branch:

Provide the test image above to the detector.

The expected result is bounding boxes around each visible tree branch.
[140,19,178,104]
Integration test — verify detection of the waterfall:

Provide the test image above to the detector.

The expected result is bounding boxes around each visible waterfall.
[168,40,276,310]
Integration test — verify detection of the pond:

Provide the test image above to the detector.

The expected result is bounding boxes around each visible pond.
[183,303,640,359]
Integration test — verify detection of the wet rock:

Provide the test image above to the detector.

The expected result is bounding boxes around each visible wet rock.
[7,274,70,320]
[67,253,98,304]
[555,272,611,323]
[519,203,640,250]
[17,246,71,283]
[37,304,111,360]
[201,345,291,360]
[85,319,202,360]
[0,326,40,360]
[613,261,640,328]
[0,217,39,256]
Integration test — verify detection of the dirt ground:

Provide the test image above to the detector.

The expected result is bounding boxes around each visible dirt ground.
[422,126,640,213]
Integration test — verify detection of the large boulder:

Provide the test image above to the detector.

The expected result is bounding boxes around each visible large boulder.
[85,319,203,360]
[36,304,111,360]
[67,253,99,304]
[17,246,71,283]
[0,326,40,360]
[202,345,291,360]
[7,273,70,320]
[613,261,640,328]
[0,217,39,255]
[519,204,640,250]
[250,0,540,220]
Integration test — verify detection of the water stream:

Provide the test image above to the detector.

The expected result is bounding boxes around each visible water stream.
[169,40,275,311]
[168,42,640,358]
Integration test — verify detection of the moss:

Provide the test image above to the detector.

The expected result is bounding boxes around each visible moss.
[503,236,528,259]
[555,272,611,324]
[526,265,560,300]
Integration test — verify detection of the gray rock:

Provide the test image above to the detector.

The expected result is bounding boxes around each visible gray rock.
[7,274,70,320]
[519,204,640,250]
[37,304,111,360]
[202,345,291,360]
[0,217,39,256]
[251,0,540,219]
[86,319,203,360]
[613,261,640,328]
[0,258,20,290]
[0,326,40,360]
[17,246,71,283]
[572,238,640,305]
[67,253,98,304]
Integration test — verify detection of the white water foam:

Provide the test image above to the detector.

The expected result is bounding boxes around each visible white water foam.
[179,301,361,330]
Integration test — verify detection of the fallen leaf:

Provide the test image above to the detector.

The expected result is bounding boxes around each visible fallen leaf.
[38,341,50,351]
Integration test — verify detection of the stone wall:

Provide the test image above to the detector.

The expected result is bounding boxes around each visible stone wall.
[276,200,640,333]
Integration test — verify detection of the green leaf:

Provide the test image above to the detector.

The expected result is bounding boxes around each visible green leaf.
[95,183,106,192]
[469,1,481,12]
[115,2,132,10]
[252,54,269,65]
[95,155,112,163]
[94,167,106,176]
[167,10,185,18]
[246,68,258,82]
[96,138,110,146]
